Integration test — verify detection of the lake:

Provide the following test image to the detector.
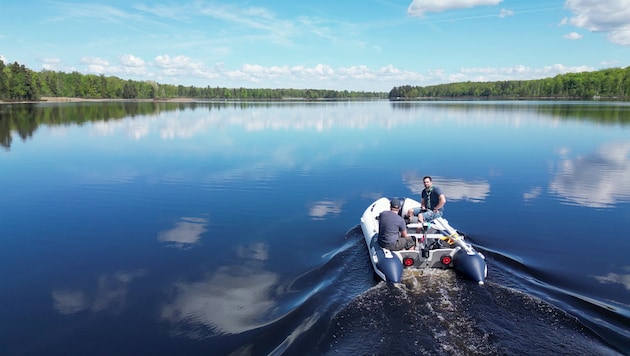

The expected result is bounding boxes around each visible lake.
[1,100,629,355]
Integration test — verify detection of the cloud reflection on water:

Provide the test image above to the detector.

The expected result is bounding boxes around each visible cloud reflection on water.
[160,265,280,337]
[87,106,399,140]
[524,187,542,201]
[52,270,146,315]
[593,266,630,291]
[550,141,630,208]
[157,216,208,249]
[403,174,490,203]
[89,101,560,142]
[160,241,281,338]
[236,241,269,261]
[309,200,343,220]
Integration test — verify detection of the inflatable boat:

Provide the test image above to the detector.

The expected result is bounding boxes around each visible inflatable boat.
[360,197,487,285]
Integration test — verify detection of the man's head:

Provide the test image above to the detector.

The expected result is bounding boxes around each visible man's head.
[423,176,433,190]
[390,198,401,210]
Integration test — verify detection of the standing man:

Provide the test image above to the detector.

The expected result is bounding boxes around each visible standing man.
[378,199,415,250]
[407,176,446,223]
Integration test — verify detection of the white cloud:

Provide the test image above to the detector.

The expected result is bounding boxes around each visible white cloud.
[120,54,145,67]
[236,63,292,79]
[41,57,62,70]
[46,3,144,24]
[153,54,216,80]
[215,62,596,91]
[455,63,594,83]
[563,31,583,40]
[564,0,630,45]
[81,56,109,66]
[155,54,193,68]
[80,55,149,77]
[600,60,619,67]
[498,8,514,18]
[81,56,111,73]
[408,0,503,17]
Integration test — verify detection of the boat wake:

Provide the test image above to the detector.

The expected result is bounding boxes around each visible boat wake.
[166,226,624,355]
[302,229,623,355]
[473,247,630,355]
[314,269,621,355]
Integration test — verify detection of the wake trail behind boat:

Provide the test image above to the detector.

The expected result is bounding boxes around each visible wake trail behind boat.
[314,268,621,355]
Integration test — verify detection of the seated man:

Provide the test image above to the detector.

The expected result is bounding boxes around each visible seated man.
[378,199,415,251]
[407,176,446,224]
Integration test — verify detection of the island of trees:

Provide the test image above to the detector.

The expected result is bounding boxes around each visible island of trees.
[1,58,629,102]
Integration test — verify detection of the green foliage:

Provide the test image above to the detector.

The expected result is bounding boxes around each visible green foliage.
[2,58,628,102]
[0,59,386,101]
[6,62,39,101]
[0,60,8,100]
[390,67,630,100]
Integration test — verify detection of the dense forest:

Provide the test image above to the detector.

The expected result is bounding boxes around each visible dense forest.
[389,66,630,100]
[1,59,630,102]
[0,59,386,101]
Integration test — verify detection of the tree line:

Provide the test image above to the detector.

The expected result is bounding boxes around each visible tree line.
[389,66,630,100]
[0,59,386,101]
[2,58,630,102]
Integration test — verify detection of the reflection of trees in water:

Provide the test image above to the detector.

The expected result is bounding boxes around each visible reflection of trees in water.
[2,101,630,150]
[536,103,630,125]
[0,104,37,149]
[390,101,630,126]
[0,101,345,150]
[0,102,187,149]
[0,113,12,149]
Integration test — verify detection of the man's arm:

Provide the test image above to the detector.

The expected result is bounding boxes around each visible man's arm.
[435,194,446,211]
[399,219,408,237]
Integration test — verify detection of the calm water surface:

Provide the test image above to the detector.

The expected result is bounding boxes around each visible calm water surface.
[1,100,629,355]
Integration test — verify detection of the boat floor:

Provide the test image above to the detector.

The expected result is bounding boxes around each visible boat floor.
[387,232,458,269]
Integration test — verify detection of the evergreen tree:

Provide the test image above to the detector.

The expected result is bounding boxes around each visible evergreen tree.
[0,59,8,100]
[122,80,138,99]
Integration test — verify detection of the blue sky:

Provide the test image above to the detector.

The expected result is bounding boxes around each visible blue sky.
[1,0,629,92]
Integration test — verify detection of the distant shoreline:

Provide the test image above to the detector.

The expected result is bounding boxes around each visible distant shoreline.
[0,96,388,105]
[0,97,197,105]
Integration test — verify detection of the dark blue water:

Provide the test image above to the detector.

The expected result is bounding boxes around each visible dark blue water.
[1,101,629,355]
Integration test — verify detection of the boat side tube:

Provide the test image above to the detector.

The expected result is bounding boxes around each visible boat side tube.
[370,237,403,283]
[430,217,488,285]
[452,249,487,285]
